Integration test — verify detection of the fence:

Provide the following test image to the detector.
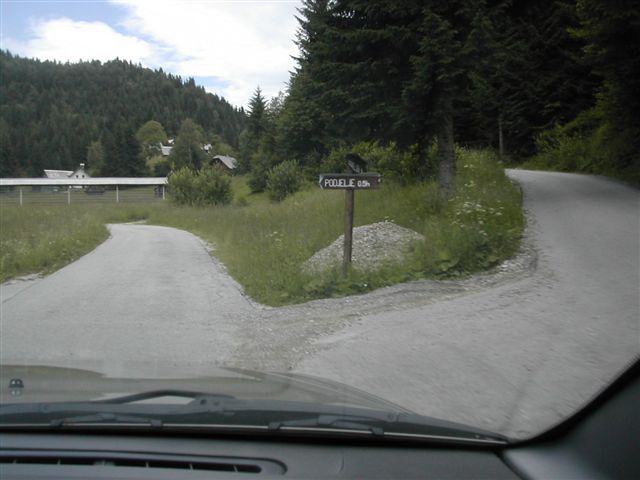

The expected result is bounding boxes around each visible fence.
[0,178,168,207]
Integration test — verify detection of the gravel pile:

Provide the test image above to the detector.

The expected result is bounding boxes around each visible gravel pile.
[303,221,424,274]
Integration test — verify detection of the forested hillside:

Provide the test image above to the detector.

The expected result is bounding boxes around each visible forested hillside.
[0,51,246,177]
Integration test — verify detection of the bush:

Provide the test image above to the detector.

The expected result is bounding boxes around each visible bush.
[167,167,196,205]
[146,155,171,176]
[247,151,277,193]
[248,171,268,193]
[168,166,231,206]
[318,141,431,184]
[266,160,302,201]
[526,106,639,185]
[195,165,232,205]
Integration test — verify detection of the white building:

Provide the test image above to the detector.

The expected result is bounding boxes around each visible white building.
[43,164,90,179]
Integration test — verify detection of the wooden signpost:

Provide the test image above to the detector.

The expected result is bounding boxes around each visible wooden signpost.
[318,171,382,275]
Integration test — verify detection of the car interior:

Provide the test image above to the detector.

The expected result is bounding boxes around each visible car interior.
[1,357,637,479]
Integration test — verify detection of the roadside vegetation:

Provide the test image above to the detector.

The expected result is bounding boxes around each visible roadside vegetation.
[168,165,232,206]
[0,204,153,283]
[520,106,640,186]
[2,207,98,282]
[1,149,523,305]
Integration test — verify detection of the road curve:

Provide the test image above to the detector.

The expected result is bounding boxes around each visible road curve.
[297,170,639,438]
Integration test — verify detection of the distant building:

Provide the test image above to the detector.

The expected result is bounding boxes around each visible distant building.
[41,164,89,191]
[70,163,89,179]
[43,164,90,179]
[160,145,173,156]
[43,169,74,179]
[212,155,237,171]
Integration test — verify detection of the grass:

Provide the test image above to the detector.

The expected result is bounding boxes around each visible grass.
[0,205,150,282]
[0,149,524,305]
[0,207,105,282]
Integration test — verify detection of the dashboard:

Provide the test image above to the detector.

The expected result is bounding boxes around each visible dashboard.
[1,359,638,479]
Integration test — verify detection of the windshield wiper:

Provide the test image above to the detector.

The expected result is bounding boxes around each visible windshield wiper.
[268,414,385,436]
[0,390,233,427]
[1,394,507,445]
[49,412,164,429]
[91,389,235,404]
[265,413,506,445]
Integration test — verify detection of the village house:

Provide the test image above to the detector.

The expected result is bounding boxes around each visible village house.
[43,163,90,179]
[39,164,90,191]
[160,145,173,156]
[212,155,237,172]
[159,143,237,173]
[159,142,214,157]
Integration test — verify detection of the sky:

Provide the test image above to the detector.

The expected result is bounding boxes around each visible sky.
[0,0,302,108]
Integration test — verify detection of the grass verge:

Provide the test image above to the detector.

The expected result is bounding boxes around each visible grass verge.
[1,149,524,305]
[0,205,153,283]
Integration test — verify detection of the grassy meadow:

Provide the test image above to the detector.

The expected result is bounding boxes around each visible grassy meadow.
[0,149,524,305]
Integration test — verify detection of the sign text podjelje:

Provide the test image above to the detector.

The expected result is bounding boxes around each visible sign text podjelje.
[319,173,382,190]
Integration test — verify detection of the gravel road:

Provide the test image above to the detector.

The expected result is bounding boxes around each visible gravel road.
[296,170,640,437]
[1,170,638,438]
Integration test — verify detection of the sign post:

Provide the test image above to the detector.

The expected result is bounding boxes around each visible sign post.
[318,172,382,275]
[343,188,355,276]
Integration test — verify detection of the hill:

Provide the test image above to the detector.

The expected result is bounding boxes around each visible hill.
[0,50,247,177]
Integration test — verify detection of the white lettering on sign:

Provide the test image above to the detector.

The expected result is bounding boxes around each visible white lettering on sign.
[318,173,381,189]
[323,178,355,188]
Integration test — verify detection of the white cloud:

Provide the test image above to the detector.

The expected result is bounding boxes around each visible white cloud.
[113,0,300,107]
[3,1,301,108]
[7,17,154,65]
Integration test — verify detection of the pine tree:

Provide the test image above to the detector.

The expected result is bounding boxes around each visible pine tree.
[240,86,273,175]
[86,140,106,176]
[247,87,267,139]
[402,1,478,193]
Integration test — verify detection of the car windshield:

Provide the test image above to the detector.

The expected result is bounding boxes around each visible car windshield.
[0,0,638,442]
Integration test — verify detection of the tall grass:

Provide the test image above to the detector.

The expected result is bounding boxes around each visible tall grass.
[1,207,106,282]
[1,149,524,305]
[0,205,153,282]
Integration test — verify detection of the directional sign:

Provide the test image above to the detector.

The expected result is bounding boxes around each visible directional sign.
[319,171,383,276]
[318,173,382,190]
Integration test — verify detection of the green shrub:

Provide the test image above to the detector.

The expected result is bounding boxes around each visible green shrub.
[266,160,303,201]
[146,155,171,176]
[168,166,231,206]
[525,106,639,185]
[248,154,270,193]
[167,167,197,205]
[195,165,232,206]
[318,141,431,183]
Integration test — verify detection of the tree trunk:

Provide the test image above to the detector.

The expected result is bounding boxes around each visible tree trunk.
[437,96,456,196]
[498,113,504,158]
